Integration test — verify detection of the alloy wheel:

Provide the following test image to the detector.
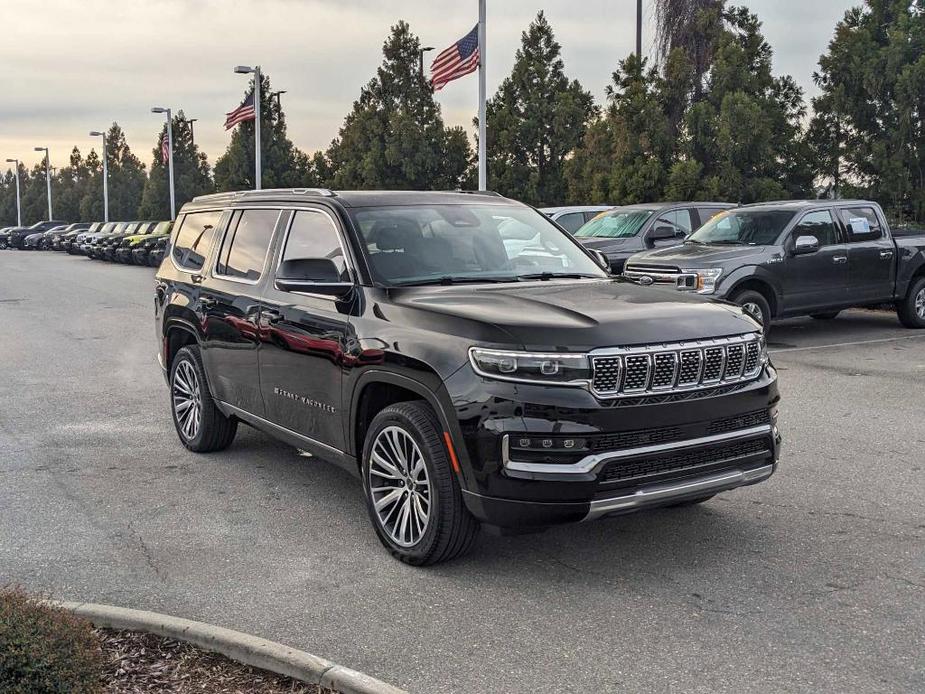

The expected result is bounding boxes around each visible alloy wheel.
[368,425,432,547]
[172,360,202,441]
[916,287,925,320]
[741,301,764,326]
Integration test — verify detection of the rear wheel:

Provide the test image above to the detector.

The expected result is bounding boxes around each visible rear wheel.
[169,345,237,452]
[362,401,479,565]
[730,289,771,332]
[810,311,840,320]
[897,276,925,329]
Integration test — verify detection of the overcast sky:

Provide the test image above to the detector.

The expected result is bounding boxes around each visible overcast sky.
[0,0,853,170]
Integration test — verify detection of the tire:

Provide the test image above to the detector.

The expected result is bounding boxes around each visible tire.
[361,401,479,566]
[666,494,716,508]
[730,289,771,332]
[810,311,841,320]
[169,345,237,452]
[897,276,925,329]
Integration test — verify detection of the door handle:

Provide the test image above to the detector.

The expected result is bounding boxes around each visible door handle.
[191,273,205,284]
[833,256,847,264]
[880,250,894,259]
[200,297,217,309]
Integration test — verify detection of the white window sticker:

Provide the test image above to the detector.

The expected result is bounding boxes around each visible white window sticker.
[848,216,870,235]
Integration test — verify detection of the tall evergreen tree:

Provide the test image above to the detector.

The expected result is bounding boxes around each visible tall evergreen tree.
[482,12,596,205]
[810,0,925,220]
[214,73,314,191]
[139,111,213,219]
[325,21,472,190]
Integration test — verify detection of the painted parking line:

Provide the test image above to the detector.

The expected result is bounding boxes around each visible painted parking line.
[770,333,925,354]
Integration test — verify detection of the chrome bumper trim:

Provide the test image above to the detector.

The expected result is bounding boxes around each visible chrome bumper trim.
[502,424,772,477]
[583,463,774,520]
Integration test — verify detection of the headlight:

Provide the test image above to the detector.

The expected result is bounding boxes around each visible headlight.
[469,348,590,385]
[678,267,723,294]
[758,333,769,367]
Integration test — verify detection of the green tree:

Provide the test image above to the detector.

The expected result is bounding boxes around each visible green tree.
[79,123,145,220]
[482,12,596,205]
[810,0,925,220]
[139,111,213,219]
[214,73,315,191]
[325,21,472,190]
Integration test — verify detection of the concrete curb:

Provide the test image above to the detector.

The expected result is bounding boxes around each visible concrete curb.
[57,601,407,694]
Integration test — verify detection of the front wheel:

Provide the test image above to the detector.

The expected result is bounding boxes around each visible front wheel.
[897,276,925,329]
[730,289,771,332]
[362,401,479,565]
[169,345,237,452]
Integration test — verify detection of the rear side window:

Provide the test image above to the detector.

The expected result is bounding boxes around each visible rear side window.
[280,210,349,280]
[172,210,222,271]
[838,207,882,242]
[555,212,586,234]
[215,209,279,281]
[792,210,839,247]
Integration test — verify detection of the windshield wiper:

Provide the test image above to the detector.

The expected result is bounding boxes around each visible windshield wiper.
[517,272,599,281]
[394,276,520,286]
[711,240,748,246]
[685,238,706,245]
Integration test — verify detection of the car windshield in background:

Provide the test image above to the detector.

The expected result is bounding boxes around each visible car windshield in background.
[688,209,796,246]
[574,209,654,238]
[350,204,606,286]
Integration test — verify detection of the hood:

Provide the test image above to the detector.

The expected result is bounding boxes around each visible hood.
[387,279,758,350]
[628,242,768,267]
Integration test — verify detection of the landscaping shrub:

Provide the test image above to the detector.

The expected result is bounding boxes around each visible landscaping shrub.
[0,586,103,694]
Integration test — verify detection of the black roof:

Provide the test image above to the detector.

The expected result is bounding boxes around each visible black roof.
[188,188,513,209]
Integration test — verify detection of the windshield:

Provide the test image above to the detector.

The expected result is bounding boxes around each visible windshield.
[688,209,796,245]
[574,208,655,238]
[349,204,606,286]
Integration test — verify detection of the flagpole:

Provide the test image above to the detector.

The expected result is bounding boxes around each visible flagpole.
[478,0,487,191]
[254,65,262,190]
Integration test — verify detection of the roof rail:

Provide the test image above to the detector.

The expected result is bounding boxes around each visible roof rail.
[453,189,504,197]
[192,188,337,203]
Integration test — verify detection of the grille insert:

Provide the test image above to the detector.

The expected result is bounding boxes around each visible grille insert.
[590,335,763,398]
[600,437,771,483]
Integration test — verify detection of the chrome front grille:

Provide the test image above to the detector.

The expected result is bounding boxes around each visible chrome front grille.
[590,334,763,398]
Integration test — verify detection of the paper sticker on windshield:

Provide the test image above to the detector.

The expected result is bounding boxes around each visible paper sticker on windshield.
[848,216,870,234]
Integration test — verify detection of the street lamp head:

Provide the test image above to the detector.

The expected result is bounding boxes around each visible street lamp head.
[422,46,435,52]
[34,146,46,152]
[89,131,103,137]
[5,158,16,163]
[234,65,254,74]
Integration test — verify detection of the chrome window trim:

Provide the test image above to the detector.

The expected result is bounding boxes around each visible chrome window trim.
[212,208,284,286]
[502,424,773,476]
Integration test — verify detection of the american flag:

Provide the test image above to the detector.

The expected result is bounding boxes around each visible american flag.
[224,91,256,130]
[161,132,169,165]
[430,25,479,91]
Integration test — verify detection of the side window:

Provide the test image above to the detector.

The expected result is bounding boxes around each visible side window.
[555,212,586,234]
[654,210,692,235]
[215,209,279,281]
[839,207,882,242]
[172,210,222,271]
[792,210,838,247]
[279,211,349,281]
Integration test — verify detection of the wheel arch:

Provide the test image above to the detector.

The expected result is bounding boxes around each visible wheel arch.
[726,274,780,318]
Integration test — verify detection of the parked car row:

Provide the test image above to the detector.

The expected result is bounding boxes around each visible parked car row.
[0,219,172,266]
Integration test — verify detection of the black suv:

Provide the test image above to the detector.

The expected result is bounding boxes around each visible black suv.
[155,189,781,565]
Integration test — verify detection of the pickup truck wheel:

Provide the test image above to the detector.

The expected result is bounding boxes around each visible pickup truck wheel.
[362,401,479,566]
[897,277,925,329]
[810,311,840,320]
[730,290,771,332]
[169,345,237,452]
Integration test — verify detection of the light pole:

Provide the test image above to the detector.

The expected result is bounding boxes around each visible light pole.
[418,47,434,78]
[269,90,286,113]
[636,0,642,59]
[89,130,109,222]
[234,65,262,190]
[34,146,52,219]
[182,117,198,146]
[151,107,176,219]
[4,158,21,226]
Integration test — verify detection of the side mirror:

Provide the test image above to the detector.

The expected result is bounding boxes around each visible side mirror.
[588,249,611,272]
[792,235,819,256]
[649,225,679,242]
[276,258,353,296]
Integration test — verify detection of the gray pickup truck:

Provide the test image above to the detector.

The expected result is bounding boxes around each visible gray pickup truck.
[623,200,925,330]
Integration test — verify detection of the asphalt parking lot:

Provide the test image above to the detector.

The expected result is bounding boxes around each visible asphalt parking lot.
[1,251,923,693]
